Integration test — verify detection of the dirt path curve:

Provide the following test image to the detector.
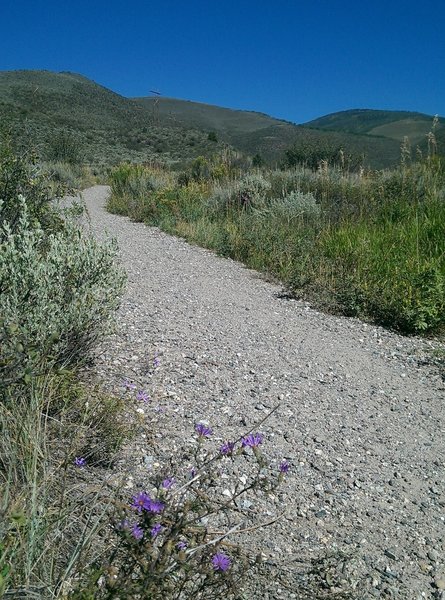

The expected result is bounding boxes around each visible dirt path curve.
[84,186,444,599]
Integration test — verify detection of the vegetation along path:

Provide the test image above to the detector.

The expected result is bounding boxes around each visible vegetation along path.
[85,185,444,599]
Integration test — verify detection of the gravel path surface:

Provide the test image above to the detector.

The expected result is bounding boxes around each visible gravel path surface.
[84,186,444,599]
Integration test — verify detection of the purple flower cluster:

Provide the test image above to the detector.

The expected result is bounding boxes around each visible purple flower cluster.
[117,519,143,540]
[131,523,144,540]
[220,441,235,455]
[279,460,290,474]
[195,422,213,438]
[162,477,175,490]
[241,433,263,449]
[211,551,231,572]
[150,523,163,538]
[131,492,164,514]
[123,379,137,390]
[136,389,150,403]
[153,353,161,368]
[74,457,86,467]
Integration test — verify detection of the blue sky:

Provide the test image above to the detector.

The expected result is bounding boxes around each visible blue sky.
[1,0,444,123]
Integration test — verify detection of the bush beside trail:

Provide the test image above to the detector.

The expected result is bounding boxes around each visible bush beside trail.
[0,140,126,596]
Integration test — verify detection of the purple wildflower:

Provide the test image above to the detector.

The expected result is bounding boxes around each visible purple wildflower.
[123,379,137,390]
[241,433,264,449]
[147,499,165,514]
[177,541,187,550]
[74,457,86,467]
[131,492,152,513]
[131,524,144,540]
[162,477,175,489]
[150,523,163,538]
[189,467,197,479]
[153,353,160,368]
[211,552,231,572]
[131,492,164,514]
[136,389,150,403]
[279,460,290,474]
[117,519,143,540]
[220,441,235,455]
[195,422,213,438]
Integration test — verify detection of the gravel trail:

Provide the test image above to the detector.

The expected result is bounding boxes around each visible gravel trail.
[84,186,444,599]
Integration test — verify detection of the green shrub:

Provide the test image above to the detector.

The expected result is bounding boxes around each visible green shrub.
[108,164,174,216]
[190,156,211,181]
[43,161,97,190]
[208,173,271,213]
[46,130,83,164]
[0,142,66,235]
[0,145,127,598]
[0,200,125,371]
[252,153,264,167]
[259,190,320,221]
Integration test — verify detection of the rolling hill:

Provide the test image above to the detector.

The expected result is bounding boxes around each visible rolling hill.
[133,96,404,167]
[305,108,444,151]
[0,70,440,168]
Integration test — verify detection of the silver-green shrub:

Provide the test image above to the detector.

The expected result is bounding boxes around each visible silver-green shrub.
[0,197,125,368]
[208,173,271,212]
[262,190,321,221]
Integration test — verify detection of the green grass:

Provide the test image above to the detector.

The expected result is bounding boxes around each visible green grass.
[369,117,443,144]
[108,158,445,335]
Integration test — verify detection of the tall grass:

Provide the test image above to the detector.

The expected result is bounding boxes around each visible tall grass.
[0,372,128,597]
[108,157,445,334]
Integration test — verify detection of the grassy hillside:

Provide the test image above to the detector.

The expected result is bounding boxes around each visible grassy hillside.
[0,70,432,168]
[134,96,405,168]
[0,70,224,165]
[132,95,290,134]
[228,122,402,167]
[306,108,444,152]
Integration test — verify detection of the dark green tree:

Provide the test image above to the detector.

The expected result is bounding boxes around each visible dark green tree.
[252,153,264,167]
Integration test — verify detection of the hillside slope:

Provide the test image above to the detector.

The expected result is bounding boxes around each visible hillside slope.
[0,70,223,164]
[134,96,403,167]
[0,70,432,167]
[306,108,444,150]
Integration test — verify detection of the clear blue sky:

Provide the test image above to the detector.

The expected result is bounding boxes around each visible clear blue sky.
[1,0,444,123]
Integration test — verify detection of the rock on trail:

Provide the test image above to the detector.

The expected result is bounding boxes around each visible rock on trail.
[83,185,445,599]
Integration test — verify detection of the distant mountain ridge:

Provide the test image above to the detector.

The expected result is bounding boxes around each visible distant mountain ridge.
[0,70,441,167]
